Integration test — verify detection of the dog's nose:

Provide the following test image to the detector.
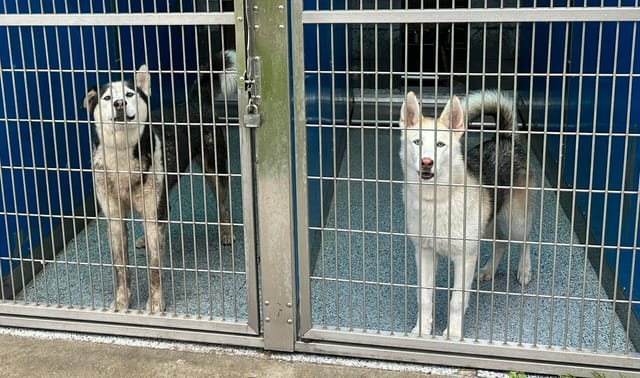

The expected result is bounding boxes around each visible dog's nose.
[421,157,433,169]
[113,99,125,110]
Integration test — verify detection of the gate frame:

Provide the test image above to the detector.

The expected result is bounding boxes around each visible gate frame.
[291,6,640,377]
[0,5,261,344]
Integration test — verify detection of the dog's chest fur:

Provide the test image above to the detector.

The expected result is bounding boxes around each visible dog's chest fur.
[92,124,165,208]
[404,180,490,252]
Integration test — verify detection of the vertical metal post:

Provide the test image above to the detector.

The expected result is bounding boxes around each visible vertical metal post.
[291,0,311,336]
[248,0,297,351]
[233,0,260,335]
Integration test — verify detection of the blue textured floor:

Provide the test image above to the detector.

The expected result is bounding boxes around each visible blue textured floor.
[17,128,248,321]
[15,124,635,353]
[310,127,635,352]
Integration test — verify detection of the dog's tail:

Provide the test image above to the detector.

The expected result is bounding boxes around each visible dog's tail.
[462,90,517,135]
[210,50,238,97]
[195,49,238,101]
[214,49,238,99]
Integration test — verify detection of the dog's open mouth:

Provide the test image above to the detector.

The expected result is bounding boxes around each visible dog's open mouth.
[418,170,434,180]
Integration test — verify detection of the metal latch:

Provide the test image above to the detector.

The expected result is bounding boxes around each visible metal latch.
[242,56,261,128]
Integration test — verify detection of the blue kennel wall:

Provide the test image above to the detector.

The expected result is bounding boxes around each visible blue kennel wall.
[0,0,202,280]
[303,0,349,231]
[0,2,108,278]
[563,17,640,317]
[518,0,640,316]
[114,0,207,110]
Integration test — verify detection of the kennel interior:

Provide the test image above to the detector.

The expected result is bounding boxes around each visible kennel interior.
[0,0,256,329]
[0,0,638,374]
[301,0,640,356]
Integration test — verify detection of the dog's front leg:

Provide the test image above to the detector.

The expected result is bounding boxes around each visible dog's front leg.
[443,243,478,339]
[144,221,165,313]
[107,218,130,311]
[412,242,437,336]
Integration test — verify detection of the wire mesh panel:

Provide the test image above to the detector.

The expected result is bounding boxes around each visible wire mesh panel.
[0,0,259,338]
[295,1,640,374]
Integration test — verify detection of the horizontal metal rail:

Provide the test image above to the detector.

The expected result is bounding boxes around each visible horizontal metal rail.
[0,315,265,348]
[0,12,235,26]
[302,8,640,23]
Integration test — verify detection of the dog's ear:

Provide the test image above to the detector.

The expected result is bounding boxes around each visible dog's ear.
[135,64,151,97]
[83,86,99,113]
[439,95,464,131]
[400,91,421,128]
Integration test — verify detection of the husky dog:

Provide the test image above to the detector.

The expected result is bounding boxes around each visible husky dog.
[399,90,535,338]
[83,50,237,313]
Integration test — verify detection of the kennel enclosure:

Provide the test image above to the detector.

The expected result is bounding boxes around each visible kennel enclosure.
[1,0,639,375]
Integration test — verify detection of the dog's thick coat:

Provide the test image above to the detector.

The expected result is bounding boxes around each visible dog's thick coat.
[83,51,237,312]
[400,90,535,338]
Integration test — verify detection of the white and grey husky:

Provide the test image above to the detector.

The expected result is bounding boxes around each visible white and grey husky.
[83,51,237,313]
[399,90,535,338]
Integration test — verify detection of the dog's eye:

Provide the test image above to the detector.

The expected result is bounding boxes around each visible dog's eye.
[102,95,111,102]
[413,139,422,146]
[436,141,446,147]
[126,92,135,98]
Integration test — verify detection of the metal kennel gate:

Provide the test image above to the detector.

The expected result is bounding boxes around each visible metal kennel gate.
[0,1,262,346]
[291,2,640,376]
[1,0,640,376]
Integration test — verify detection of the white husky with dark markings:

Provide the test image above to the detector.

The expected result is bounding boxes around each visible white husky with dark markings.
[83,51,237,313]
[399,90,535,338]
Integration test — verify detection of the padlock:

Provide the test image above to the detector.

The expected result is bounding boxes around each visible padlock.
[243,103,262,128]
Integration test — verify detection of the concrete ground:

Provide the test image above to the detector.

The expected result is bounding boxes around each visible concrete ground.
[0,331,480,378]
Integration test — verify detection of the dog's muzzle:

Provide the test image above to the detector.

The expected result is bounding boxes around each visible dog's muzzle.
[113,100,135,122]
[419,157,434,180]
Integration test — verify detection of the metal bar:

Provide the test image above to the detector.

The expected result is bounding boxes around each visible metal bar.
[590,21,606,354]
[0,303,256,334]
[572,20,588,352]
[251,0,296,351]
[603,20,622,355]
[295,339,639,377]
[622,20,639,355]
[292,0,312,336]
[0,315,264,348]
[301,8,640,24]
[234,0,260,336]
[300,328,639,370]
[0,13,235,26]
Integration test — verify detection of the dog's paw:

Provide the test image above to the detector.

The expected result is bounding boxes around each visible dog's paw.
[110,300,126,312]
[112,290,131,312]
[517,267,532,286]
[135,235,146,249]
[410,324,432,337]
[478,266,494,281]
[146,298,165,314]
[220,225,234,246]
[111,296,130,312]
[441,327,463,339]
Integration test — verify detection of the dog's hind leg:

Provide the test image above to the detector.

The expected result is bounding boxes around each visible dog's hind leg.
[444,242,477,339]
[412,243,437,336]
[203,127,233,245]
[479,227,507,282]
[510,186,534,285]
